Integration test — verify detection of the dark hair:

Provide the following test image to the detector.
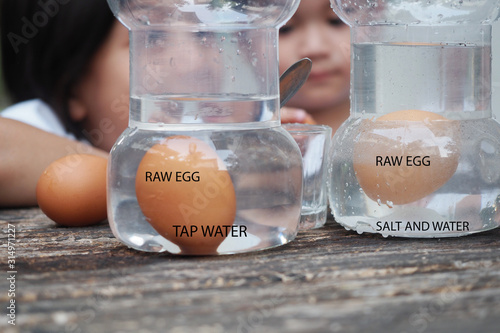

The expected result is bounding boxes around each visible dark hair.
[0,0,116,138]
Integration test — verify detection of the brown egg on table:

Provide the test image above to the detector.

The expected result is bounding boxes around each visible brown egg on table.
[353,110,460,205]
[135,135,237,255]
[36,154,108,227]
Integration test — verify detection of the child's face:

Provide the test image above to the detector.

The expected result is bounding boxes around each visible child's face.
[279,0,351,112]
[71,21,130,152]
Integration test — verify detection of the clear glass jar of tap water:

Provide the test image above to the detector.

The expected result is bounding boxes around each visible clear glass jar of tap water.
[107,0,302,254]
[329,0,500,237]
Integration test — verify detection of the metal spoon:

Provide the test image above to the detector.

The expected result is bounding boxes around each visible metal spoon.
[279,58,312,108]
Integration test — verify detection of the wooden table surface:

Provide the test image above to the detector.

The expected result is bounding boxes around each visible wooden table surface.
[1,207,499,333]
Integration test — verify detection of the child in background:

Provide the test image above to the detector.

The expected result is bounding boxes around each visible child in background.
[0,0,350,207]
[0,0,128,206]
[280,0,351,133]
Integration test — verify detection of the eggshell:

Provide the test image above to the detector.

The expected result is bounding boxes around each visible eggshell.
[36,154,108,226]
[353,110,460,205]
[135,135,237,255]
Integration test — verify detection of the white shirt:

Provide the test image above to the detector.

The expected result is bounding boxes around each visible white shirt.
[0,99,77,140]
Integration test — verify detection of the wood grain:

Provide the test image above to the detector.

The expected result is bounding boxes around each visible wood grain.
[1,207,499,333]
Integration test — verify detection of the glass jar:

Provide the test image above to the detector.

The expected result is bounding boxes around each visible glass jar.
[107,0,302,254]
[329,0,500,237]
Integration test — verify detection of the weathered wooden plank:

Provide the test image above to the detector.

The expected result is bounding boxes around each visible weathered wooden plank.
[1,207,499,333]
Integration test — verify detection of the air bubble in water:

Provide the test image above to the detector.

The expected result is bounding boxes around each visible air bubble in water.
[139,15,150,25]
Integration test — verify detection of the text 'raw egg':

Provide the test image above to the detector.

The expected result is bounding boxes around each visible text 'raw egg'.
[353,110,460,205]
[135,135,237,255]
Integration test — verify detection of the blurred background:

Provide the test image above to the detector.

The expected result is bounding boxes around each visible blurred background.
[494,22,500,120]
[0,22,500,119]
[0,39,8,110]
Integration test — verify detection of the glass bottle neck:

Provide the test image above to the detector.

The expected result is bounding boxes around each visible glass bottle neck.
[350,25,493,119]
[128,28,280,125]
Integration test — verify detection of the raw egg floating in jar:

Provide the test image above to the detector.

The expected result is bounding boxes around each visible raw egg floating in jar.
[352,110,460,206]
[135,135,237,255]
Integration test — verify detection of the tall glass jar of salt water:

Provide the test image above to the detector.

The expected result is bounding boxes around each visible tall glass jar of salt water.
[107,0,303,255]
[328,0,500,237]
